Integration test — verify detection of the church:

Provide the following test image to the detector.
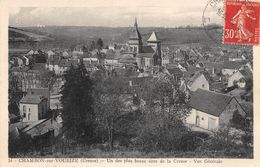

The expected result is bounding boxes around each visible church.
[121,18,162,69]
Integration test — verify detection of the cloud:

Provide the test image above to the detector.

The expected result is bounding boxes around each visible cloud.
[9,7,21,15]
[9,0,222,27]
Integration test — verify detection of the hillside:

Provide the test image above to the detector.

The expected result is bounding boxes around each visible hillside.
[17,25,224,49]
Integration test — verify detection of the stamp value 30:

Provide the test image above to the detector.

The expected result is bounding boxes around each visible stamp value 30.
[224,0,260,45]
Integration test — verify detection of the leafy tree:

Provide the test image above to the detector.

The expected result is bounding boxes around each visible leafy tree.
[93,76,130,150]
[90,40,96,51]
[8,72,22,116]
[60,63,95,142]
[133,74,191,152]
[96,38,104,50]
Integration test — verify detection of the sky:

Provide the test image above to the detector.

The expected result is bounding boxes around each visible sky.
[9,0,223,27]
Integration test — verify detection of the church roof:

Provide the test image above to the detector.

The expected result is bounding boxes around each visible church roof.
[147,32,160,42]
[129,28,142,40]
[129,18,142,40]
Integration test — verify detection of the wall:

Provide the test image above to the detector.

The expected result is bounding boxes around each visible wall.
[186,108,219,130]
[38,99,48,120]
[19,103,39,122]
[219,98,246,127]
[189,75,209,92]
[105,59,118,65]
[144,58,153,67]
[228,71,243,87]
[222,69,237,76]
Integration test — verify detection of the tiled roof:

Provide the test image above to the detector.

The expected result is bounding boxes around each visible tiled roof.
[10,66,30,72]
[141,46,154,53]
[223,61,246,69]
[167,67,183,76]
[190,89,233,116]
[31,63,46,71]
[23,118,63,137]
[239,69,252,81]
[240,102,253,117]
[20,94,46,104]
[137,52,154,58]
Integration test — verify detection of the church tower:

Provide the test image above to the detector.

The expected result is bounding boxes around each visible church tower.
[147,31,162,66]
[128,17,143,54]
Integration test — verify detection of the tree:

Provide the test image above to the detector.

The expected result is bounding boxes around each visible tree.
[93,76,129,150]
[96,38,104,50]
[90,40,96,51]
[134,74,191,152]
[8,72,22,116]
[60,63,95,142]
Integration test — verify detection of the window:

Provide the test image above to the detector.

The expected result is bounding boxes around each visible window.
[28,108,31,112]
[202,84,205,88]
[201,117,204,120]
[23,113,26,118]
[23,105,26,112]
[28,113,31,120]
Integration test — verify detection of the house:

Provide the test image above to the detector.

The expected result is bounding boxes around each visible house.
[26,49,35,56]
[46,56,60,72]
[10,66,46,92]
[166,67,183,82]
[186,89,247,131]
[9,117,64,150]
[161,51,170,66]
[203,61,223,76]
[227,69,252,88]
[222,61,246,76]
[62,51,70,58]
[83,54,100,65]
[19,94,48,122]
[56,59,78,75]
[47,50,55,58]
[104,50,119,65]
[27,88,50,110]
[187,72,210,92]
[16,57,24,67]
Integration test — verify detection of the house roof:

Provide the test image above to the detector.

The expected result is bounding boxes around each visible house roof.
[59,59,78,67]
[186,70,210,85]
[141,45,155,53]
[10,66,30,72]
[223,61,246,69]
[23,118,63,137]
[190,89,233,116]
[20,94,46,104]
[137,52,154,58]
[203,61,223,70]
[147,32,160,42]
[31,63,46,71]
[240,102,253,117]
[167,67,183,76]
[239,69,252,81]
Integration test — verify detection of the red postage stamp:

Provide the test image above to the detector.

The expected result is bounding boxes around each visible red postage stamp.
[224,0,260,45]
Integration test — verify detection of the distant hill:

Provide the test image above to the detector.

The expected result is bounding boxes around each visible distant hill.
[15,25,224,49]
[9,26,54,42]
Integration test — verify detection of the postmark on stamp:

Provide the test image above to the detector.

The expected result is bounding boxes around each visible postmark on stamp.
[223,0,260,45]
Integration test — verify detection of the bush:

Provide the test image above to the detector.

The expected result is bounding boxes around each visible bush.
[134,112,189,152]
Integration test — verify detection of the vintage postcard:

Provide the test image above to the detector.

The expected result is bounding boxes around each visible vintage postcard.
[1,0,260,166]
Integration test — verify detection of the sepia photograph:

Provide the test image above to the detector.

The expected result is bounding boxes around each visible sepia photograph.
[7,0,254,159]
